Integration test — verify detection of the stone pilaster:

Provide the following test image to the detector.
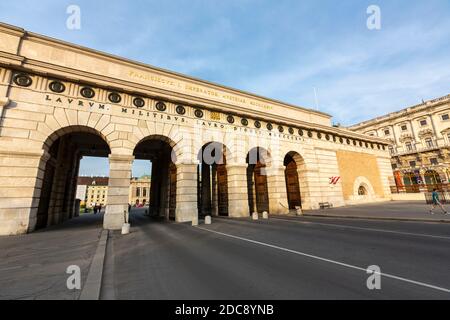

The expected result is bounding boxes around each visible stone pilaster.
[200,163,211,216]
[227,163,250,217]
[175,163,198,223]
[211,165,218,216]
[0,150,44,235]
[104,154,134,230]
[267,166,289,214]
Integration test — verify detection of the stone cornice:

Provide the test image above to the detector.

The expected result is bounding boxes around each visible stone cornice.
[0,22,331,121]
[0,64,389,146]
[349,94,450,131]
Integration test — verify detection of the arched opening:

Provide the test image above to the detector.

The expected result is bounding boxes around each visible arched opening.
[197,142,229,218]
[37,128,111,230]
[402,171,421,193]
[358,185,368,196]
[424,170,441,185]
[403,172,419,185]
[133,136,177,220]
[284,152,302,209]
[246,147,270,214]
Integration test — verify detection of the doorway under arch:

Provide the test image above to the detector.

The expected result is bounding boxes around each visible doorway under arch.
[284,152,302,210]
[197,142,229,218]
[247,147,270,214]
[37,127,111,230]
[133,136,177,220]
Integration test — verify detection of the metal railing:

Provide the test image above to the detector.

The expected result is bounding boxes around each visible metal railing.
[390,183,448,194]
[390,143,449,157]
[425,191,450,205]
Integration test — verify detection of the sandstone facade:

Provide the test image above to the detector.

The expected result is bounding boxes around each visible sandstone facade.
[0,23,392,235]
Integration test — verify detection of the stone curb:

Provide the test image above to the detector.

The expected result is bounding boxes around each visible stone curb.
[300,214,450,224]
[79,229,108,300]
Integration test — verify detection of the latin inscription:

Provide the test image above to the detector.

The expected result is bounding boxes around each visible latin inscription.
[128,70,274,111]
[43,93,306,142]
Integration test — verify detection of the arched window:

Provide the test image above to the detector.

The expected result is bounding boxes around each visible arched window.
[358,185,368,196]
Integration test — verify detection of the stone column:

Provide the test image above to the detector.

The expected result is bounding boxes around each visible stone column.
[149,157,161,216]
[299,167,321,210]
[175,163,198,223]
[201,163,211,216]
[267,166,289,214]
[104,154,134,230]
[227,163,250,217]
[159,154,170,219]
[47,136,74,225]
[211,165,218,216]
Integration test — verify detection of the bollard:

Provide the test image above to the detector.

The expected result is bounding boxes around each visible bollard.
[262,211,269,219]
[122,210,130,235]
[205,216,212,225]
[192,216,199,226]
[252,212,259,220]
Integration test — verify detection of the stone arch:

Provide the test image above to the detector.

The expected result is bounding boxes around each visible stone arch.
[34,125,112,231]
[41,125,112,152]
[133,134,180,220]
[37,111,114,152]
[246,146,272,214]
[197,141,232,217]
[283,151,310,210]
[134,134,183,164]
[352,176,376,200]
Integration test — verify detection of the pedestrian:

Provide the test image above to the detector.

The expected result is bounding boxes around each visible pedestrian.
[429,189,448,215]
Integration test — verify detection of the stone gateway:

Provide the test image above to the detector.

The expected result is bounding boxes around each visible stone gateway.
[0,23,393,235]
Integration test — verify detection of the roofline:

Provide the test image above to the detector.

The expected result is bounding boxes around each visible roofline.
[0,22,331,119]
[349,94,450,130]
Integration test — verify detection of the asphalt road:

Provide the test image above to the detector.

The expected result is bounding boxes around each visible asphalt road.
[103,212,450,300]
[0,213,103,300]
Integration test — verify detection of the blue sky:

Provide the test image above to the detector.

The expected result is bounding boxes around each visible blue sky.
[1,0,449,176]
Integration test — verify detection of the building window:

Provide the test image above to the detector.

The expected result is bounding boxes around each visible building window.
[425,138,434,148]
[143,188,147,197]
[136,187,140,197]
[405,142,413,151]
[401,125,408,131]
[441,114,449,121]
[430,158,438,165]
[409,161,416,168]
[384,129,390,136]
[391,164,397,170]
[358,186,368,196]
[388,146,395,155]
[419,119,427,126]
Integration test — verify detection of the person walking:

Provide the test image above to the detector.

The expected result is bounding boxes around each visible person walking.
[430,189,448,215]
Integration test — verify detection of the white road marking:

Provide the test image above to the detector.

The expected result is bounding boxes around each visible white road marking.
[196,226,450,294]
[271,217,450,240]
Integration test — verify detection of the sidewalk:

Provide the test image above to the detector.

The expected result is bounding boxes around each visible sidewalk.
[301,201,450,223]
[0,213,104,300]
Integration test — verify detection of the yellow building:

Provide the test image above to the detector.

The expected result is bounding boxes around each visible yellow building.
[349,94,450,193]
[77,177,109,208]
[129,176,151,207]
